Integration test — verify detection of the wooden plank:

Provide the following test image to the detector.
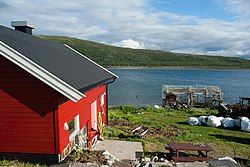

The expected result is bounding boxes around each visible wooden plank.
[168,142,214,151]
[0,145,55,154]
[0,122,54,128]
[1,127,54,133]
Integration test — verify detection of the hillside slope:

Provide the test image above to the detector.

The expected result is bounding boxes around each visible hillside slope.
[43,36,250,68]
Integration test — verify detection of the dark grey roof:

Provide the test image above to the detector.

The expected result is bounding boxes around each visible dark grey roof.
[0,25,116,92]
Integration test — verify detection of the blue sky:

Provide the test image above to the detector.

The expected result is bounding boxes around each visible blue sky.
[151,0,234,21]
[0,0,250,58]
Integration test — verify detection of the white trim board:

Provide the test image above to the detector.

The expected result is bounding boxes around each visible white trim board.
[69,114,80,142]
[64,44,119,79]
[0,41,85,102]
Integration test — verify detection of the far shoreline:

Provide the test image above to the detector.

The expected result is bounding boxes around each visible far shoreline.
[107,66,250,70]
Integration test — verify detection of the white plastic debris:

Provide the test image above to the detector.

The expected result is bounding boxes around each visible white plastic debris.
[106,160,113,166]
[140,129,148,137]
[109,155,115,164]
[152,156,158,162]
[241,119,250,132]
[221,118,235,128]
[241,117,249,122]
[132,125,142,133]
[102,150,110,159]
[217,117,224,122]
[207,116,221,127]
[188,117,200,126]
[234,117,242,127]
[154,105,160,109]
[189,115,250,132]
[142,162,151,167]
[198,116,208,124]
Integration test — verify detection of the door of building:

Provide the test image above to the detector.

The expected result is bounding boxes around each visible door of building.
[91,100,98,130]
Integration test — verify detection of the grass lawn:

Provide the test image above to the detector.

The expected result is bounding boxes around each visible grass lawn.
[104,106,250,159]
[0,159,46,167]
[1,105,249,166]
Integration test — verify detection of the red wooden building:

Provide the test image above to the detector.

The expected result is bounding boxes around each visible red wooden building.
[0,22,117,163]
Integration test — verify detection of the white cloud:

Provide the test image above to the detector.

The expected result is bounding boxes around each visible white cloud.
[0,0,250,57]
[215,0,250,19]
[112,39,145,49]
[171,48,250,57]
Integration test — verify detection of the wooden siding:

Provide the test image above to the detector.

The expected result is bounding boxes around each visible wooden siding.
[0,56,58,154]
[57,84,107,153]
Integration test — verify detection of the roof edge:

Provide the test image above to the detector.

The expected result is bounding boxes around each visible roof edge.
[0,41,85,102]
[78,77,116,93]
[64,44,119,79]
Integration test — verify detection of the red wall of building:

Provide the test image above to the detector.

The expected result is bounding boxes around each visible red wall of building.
[56,84,107,153]
[0,56,58,154]
[0,56,108,156]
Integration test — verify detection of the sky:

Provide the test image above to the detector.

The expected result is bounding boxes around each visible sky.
[0,0,250,58]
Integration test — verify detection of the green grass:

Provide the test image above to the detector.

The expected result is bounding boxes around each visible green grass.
[104,106,250,159]
[42,36,250,69]
[0,159,46,167]
[1,106,249,166]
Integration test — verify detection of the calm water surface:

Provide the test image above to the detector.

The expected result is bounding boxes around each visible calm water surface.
[108,68,250,106]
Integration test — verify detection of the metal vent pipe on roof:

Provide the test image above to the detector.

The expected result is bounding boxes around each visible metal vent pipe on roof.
[11,21,34,35]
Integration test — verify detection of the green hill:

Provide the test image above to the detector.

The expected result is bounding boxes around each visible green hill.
[42,36,250,68]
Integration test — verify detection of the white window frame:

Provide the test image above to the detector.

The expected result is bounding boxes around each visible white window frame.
[69,114,80,142]
[100,93,105,106]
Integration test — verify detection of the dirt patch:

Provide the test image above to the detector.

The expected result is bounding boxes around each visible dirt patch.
[68,150,106,166]
[109,119,136,128]
[145,125,181,139]
[109,119,182,140]
[113,160,134,167]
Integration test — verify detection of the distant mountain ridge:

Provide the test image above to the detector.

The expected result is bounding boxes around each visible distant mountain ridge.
[42,36,250,69]
[240,55,250,60]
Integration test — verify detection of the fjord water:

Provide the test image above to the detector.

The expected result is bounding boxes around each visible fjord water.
[108,68,250,106]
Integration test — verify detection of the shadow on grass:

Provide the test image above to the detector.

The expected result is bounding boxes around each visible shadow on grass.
[176,121,244,132]
[117,133,140,140]
[176,121,188,125]
[176,121,208,128]
[210,134,250,145]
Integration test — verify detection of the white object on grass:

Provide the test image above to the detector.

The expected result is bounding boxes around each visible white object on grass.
[198,116,208,124]
[218,117,224,122]
[241,120,250,132]
[188,117,200,126]
[132,125,142,133]
[221,118,235,128]
[234,117,242,127]
[241,117,249,122]
[207,116,221,127]
[154,105,160,109]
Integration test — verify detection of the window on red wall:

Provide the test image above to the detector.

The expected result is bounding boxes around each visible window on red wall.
[68,115,80,141]
[68,119,76,134]
[100,94,105,106]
